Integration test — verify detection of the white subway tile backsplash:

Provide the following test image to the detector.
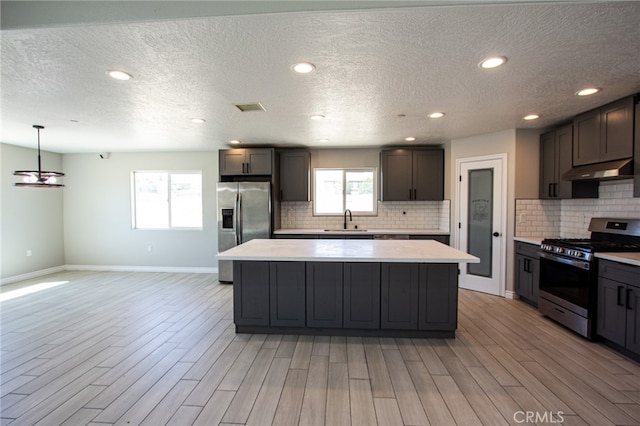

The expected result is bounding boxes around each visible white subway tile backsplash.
[280,200,450,231]
[515,179,640,238]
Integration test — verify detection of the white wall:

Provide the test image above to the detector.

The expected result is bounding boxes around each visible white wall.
[1,143,65,279]
[63,151,218,269]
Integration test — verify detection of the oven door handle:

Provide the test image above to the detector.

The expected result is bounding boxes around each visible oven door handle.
[539,251,590,270]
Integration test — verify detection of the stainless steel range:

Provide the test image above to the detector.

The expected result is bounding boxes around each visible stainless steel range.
[539,217,640,339]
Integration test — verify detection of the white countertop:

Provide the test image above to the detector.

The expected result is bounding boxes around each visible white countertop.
[218,239,479,263]
[274,228,449,235]
[595,252,640,267]
[513,237,543,246]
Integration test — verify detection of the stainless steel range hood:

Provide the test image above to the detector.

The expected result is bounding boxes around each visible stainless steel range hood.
[562,158,633,181]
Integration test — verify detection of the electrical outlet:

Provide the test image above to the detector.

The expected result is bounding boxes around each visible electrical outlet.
[26,250,32,257]
[147,245,152,253]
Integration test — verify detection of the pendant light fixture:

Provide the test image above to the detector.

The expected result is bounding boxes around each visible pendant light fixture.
[13,125,65,188]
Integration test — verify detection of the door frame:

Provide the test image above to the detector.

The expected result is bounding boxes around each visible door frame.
[455,153,508,297]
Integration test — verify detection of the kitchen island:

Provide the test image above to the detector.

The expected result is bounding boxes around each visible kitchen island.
[217,239,479,338]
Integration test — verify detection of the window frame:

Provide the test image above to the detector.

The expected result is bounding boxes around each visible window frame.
[313,167,378,216]
[131,170,203,230]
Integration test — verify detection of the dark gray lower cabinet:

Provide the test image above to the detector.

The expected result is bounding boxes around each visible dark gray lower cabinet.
[270,262,306,327]
[306,262,343,328]
[344,263,381,329]
[419,264,458,330]
[597,260,640,357]
[233,261,270,326]
[381,263,420,329]
[233,260,458,337]
[514,242,540,307]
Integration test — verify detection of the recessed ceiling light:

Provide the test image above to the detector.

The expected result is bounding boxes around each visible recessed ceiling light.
[229,140,241,144]
[523,114,540,120]
[310,115,325,120]
[405,137,416,142]
[191,118,206,124]
[318,139,329,143]
[479,56,507,69]
[107,70,133,80]
[576,87,600,96]
[428,112,445,119]
[292,62,316,74]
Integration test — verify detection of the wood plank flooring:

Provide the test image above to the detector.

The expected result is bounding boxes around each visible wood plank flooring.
[1,270,639,425]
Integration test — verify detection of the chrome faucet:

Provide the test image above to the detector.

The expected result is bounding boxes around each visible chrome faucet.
[344,209,352,230]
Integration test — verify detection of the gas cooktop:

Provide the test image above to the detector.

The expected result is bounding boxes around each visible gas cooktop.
[541,218,640,261]
[541,238,640,253]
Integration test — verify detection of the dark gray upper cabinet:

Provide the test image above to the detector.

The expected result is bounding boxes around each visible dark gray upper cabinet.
[380,148,444,201]
[279,150,310,201]
[219,148,273,175]
[540,125,573,199]
[573,96,634,166]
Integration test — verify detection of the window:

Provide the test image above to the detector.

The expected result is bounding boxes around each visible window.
[314,168,376,215]
[131,171,203,229]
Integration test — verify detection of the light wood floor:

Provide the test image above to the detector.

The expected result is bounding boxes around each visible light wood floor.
[1,271,639,425]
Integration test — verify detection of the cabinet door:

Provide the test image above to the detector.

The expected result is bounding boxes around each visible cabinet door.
[600,97,634,162]
[381,150,412,201]
[233,261,270,325]
[555,125,573,199]
[413,150,444,200]
[596,277,627,346]
[306,262,343,328]
[245,149,272,175]
[270,262,306,327]
[381,263,419,329]
[343,263,381,329]
[220,149,246,175]
[418,264,457,331]
[529,257,540,305]
[515,254,533,300]
[280,151,310,201]
[539,131,557,199]
[573,109,601,166]
[626,285,640,355]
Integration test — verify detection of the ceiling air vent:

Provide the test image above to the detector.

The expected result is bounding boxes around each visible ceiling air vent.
[234,102,266,112]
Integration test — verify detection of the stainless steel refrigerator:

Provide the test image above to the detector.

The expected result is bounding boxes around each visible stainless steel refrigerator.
[217,182,271,283]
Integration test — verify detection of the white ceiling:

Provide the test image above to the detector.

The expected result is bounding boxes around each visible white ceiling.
[1,1,639,154]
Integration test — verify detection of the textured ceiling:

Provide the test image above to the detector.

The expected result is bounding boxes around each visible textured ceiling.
[1,1,640,153]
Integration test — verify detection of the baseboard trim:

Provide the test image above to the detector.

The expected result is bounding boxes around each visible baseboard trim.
[504,290,518,300]
[2,265,218,285]
[0,266,66,286]
[65,265,218,274]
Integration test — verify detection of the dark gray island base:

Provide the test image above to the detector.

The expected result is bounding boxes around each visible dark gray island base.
[232,260,459,338]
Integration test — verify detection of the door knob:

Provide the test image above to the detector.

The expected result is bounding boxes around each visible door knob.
[492,232,500,237]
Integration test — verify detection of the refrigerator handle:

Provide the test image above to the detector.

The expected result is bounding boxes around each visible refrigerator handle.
[235,193,241,245]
